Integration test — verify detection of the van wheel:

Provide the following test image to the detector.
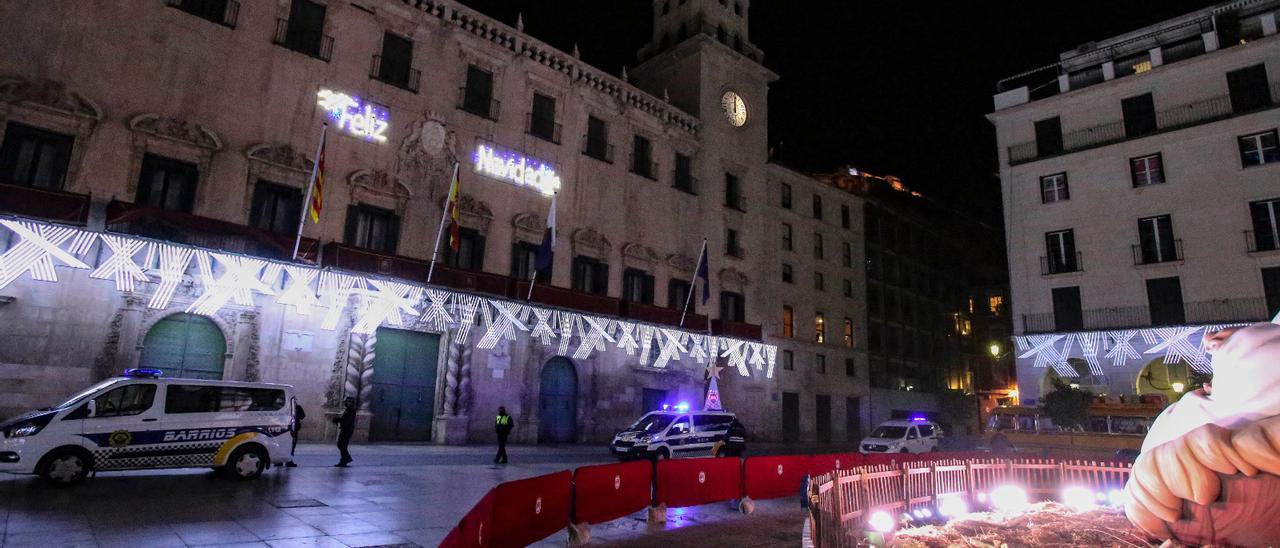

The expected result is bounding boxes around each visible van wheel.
[225,445,267,480]
[40,448,92,486]
[654,448,670,461]
[899,448,910,454]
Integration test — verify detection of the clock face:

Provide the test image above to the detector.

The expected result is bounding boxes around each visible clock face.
[721,91,747,127]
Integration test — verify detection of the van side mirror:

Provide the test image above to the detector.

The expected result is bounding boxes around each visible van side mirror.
[86,399,97,418]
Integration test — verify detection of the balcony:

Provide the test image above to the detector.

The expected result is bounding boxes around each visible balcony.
[165,0,239,28]
[526,113,562,145]
[712,319,763,340]
[620,300,707,329]
[370,55,420,93]
[1040,252,1082,275]
[272,18,333,61]
[1008,82,1280,164]
[457,87,500,121]
[322,244,764,337]
[672,171,698,195]
[0,182,90,224]
[1132,240,1183,265]
[1020,297,1268,334]
[581,137,613,163]
[106,200,318,262]
[630,159,658,180]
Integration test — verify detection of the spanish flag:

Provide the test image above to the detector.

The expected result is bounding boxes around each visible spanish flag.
[308,135,327,223]
[445,163,461,252]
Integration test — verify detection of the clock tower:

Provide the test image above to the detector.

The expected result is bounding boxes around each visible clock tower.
[631,0,778,352]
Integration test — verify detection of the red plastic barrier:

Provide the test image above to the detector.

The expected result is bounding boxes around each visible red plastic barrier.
[490,470,573,547]
[448,488,494,547]
[656,457,742,508]
[573,460,654,525]
[743,455,811,500]
[808,452,864,476]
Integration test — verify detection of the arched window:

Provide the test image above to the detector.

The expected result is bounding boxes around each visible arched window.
[662,1,670,15]
[138,313,227,379]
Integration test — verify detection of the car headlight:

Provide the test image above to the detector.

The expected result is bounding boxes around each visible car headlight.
[5,423,42,438]
[647,435,663,443]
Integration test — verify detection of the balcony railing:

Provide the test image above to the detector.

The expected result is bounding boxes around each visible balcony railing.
[106,200,318,262]
[1246,230,1280,253]
[712,319,763,340]
[165,0,239,28]
[322,243,763,336]
[370,55,420,93]
[1020,298,1268,334]
[1040,252,1082,275]
[526,113,562,144]
[672,171,697,194]
[1008,82,1280,164]
[631,159,658,180]
[0,182,91,224]
[457,87,500,121]
[1132,239,1183,265]
[272,18,333,61]
[581,137,613,163]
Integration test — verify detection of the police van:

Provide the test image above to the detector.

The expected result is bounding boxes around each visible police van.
[0,369,296,485]
[610,405,746,460]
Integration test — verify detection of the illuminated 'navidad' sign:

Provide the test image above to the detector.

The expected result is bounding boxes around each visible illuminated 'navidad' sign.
[317,89,390,143]
[473,143,561,196]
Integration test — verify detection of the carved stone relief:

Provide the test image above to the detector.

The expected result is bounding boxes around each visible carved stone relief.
[512,212,544,242]
[397,112,458,203]
[349,169,412,215]
[572,227,612,260]
[666,253,697,273]
[718,267,750,292]
[622,243,661,269]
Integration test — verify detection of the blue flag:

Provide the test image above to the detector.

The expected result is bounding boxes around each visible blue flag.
[695,241,709,305]
[533,194,556,273]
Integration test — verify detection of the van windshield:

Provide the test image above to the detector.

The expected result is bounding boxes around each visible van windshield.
[52,379,124,410]
[632,413,676,434]
[870,426,907,439]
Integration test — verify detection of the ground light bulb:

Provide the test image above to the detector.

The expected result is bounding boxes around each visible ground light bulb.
[1108,489,1127,507]
[939,497,968,518]
[977,492,988,503]
[869,511,895,533]
[991,485,1028,512]
[921,508,933,518]
[1172,382,1186,393]
[1062,486,1096,511]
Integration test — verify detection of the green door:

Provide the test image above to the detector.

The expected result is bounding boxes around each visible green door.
[138,314,226,379]
[369,328,439,441]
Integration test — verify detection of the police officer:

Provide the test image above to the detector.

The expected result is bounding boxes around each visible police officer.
[286,403,306,467]
[332,397,356,467]
[494,406,513,464]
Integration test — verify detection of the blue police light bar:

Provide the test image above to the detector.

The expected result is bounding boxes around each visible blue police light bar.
[124,368,164,378]
[910,416,928,421]
[675,402,690,412]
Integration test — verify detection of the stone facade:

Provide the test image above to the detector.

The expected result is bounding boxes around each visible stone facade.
[990,1,1280,404]
[0,0,877,443]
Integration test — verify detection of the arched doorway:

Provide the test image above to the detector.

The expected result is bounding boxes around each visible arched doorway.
[538,357,578,443]
[138,313,227,379]
[1135,356,1195,402]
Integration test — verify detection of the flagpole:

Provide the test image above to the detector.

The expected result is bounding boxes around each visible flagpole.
[526,271,537,301]
[528,192,556,302]
[679,239,707,328]
[291,123,327,262]
[427,161,460,283]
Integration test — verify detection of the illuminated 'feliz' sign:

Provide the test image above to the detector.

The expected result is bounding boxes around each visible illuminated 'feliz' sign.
[317,89,389,143]
[473,143,561,196]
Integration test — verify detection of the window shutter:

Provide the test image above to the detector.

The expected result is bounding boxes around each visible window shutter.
[385,213,401,254]
[472,233,486,271]
[343,205,359,245]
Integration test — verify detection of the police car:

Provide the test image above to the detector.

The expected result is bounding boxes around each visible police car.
[610,404,746,460]
[0,369,296,485]
[859,418,943,454]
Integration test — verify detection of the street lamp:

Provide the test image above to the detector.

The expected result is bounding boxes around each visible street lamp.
[1171,382,1186,393]
[989,342,1001,357]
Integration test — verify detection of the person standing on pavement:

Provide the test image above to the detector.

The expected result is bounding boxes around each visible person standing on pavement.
[332,397,356,467]
[494,406,513,464]
[286,402,306,467]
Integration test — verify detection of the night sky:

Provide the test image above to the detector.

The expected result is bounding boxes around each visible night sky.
[458,0,1219,223]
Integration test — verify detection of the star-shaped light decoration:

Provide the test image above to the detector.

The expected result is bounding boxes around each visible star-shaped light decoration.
[705,361,724,381]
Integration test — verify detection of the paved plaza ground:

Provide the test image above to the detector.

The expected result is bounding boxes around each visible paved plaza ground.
[0,443,817,548]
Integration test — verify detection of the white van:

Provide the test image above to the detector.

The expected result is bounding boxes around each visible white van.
[0,369,296,485]
[611,407,745,460]
[859,419,943,454]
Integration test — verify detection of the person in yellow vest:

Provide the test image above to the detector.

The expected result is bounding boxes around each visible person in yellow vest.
[494,406,513,464]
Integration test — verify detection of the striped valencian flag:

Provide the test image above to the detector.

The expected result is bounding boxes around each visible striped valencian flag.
[308,137,326,223]
[446,164,461,252]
